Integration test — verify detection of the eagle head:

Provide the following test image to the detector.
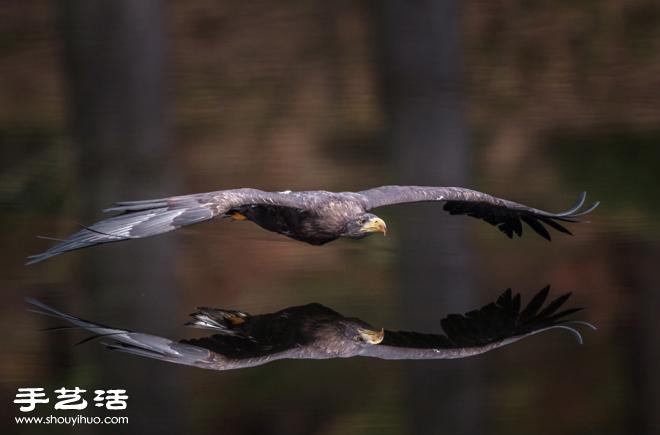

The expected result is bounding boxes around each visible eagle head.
[313,319,385,358]
[340,320,385,350]
[341,213,387,239]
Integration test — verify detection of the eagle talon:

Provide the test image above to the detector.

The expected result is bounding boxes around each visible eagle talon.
[229,212,248,221]
[228,316,246,325]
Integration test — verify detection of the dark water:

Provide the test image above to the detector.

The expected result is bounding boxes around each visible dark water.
[2,1,660,434]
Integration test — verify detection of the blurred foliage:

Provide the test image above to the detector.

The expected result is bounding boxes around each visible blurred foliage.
[2,1,659,435]
[548,128,660,222]
[0,128,74,213]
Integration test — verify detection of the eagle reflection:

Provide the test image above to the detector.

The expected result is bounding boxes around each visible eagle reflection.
[27,286,593,371]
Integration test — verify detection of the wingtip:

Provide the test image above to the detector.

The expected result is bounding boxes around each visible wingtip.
[25,296,47,308]
[25,257,40,266]
[25,253,56,265]
[566,320,597,331]
[547,325,587,344]
[555,191,589,217]
[571,328,584,345]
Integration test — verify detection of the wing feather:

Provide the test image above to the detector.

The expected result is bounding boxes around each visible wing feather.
[25,297,302,370]
[358,186,598,241]
[25,297,213,366]
[520,215,551,241]
[518,285,549,322]
[26,188,306,264]
[360,286,591,360]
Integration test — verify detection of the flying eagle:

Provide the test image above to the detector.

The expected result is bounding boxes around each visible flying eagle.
[26,186,598,264]
[26,286,593,370]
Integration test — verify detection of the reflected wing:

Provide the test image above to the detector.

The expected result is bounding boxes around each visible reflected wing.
[358,186,599,241]
[360,286,594,360]
[26,188,306,264]
[25,297,303,371]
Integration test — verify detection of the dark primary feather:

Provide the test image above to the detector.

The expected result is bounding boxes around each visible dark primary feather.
[359,186,599,241]
[361,286,594,360]
[26,287,593,371]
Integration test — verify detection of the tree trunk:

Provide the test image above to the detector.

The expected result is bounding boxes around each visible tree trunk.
[376,0,486,433]
[58,1,183,433]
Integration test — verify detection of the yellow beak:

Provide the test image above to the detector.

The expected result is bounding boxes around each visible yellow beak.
[360,217,387,235]
[358,328,385,344]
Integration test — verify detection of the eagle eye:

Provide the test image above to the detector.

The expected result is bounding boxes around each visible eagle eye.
[358,219,366,225]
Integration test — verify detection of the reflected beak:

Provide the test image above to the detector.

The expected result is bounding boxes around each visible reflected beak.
[360,217,387,235]
[358,328,385,344]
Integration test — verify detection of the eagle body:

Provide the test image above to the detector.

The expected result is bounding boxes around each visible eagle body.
[26,286,594,371]
[184,302,379,361]
[27,186,599,264]
[224,191,371,245]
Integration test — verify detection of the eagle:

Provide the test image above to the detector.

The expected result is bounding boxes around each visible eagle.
[26,186,598,264]
[26,286,594,371]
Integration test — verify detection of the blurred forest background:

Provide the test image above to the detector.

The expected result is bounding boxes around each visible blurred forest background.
[1,0,659,434]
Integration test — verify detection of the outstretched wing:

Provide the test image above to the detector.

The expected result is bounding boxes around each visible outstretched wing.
[25,298,303,371]
[26,188,306,264]
[357,186,599,241]
[25,297,217,368]
[360,286,594,360]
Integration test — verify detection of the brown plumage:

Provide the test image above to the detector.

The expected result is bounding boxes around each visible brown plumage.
[26,286,594,371]
[27,186,599,264]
